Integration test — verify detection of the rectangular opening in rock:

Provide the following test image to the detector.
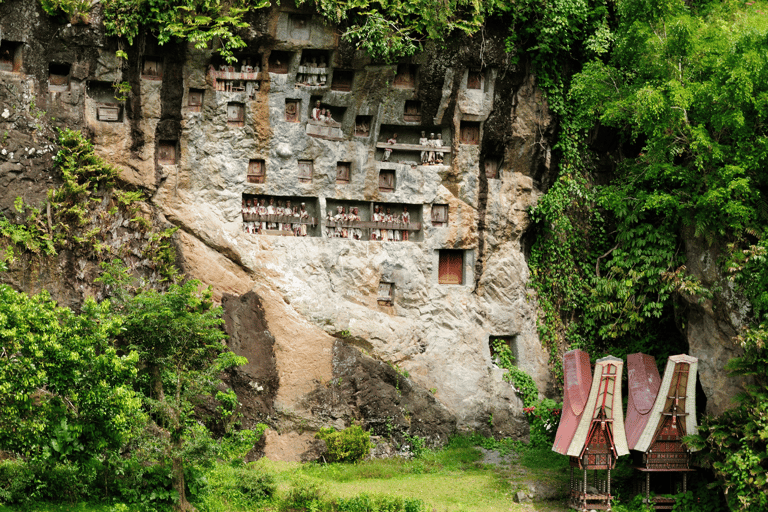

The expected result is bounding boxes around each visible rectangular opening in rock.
[298,160,314,183]
[331,69,354,91]
[0,41,23,73]
[142,58,163,80]
[336,162,351,184]
[438,250,464,285]
[48,62,71,91]
[188,89,204,112]
[325,200,422,242]
[268,51,291,74]
[309,96,345,123]
[378,281,394,304]
[289,14,311,40]
[431,204,448,226]
[242,194,321,237]
[285,99,301,122]
[354,116,372,137]
[157,141,177,165]
[467,69,483,90]
[393,64,417,89]
[227,102,245,126]
[247,159,266,184]
[378,169,395,193]
[489,335,519,366]
[297,50,330,86]
[376,125,451,165]
[460,121,480,145]
[484,157,500,179]
[403,100,421,123]
[87,81,123,122]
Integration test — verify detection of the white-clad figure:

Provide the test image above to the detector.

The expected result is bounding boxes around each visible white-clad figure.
[419,131,429,164]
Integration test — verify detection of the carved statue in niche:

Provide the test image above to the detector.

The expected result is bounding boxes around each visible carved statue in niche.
[242,199,249,232]
[285,201,293,233]
[277,201,286,231]
[352,207,363,240]
[258,199,267,233]
[420,131,429,164]
[267,198,276,229]
[312,100,321,121]
[249,199,259,233]
[402,206,410,241]
[299,203,309,237]
[371,205,381,240]
[435,133,444,164]
[334,206,345,238]
[325,210,334,238]
[383,133,398,161]
[299,55,328,86]
[393,208,402,241]
[385,208,395,241]
[355,119,370,137]
[428,133,437,164]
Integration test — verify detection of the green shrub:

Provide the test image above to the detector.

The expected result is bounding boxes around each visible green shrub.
[336,493,425,512]
[284,477,327,512]
[316,425,372,463]
[0,459,34,504]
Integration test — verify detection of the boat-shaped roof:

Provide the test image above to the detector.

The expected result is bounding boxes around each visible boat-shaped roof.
[567,355,629,458]
[626,353,662,450]
[634,354,699,453]
[552,349,592,455]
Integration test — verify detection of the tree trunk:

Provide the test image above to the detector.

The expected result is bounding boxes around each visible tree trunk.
[172,436,195,511]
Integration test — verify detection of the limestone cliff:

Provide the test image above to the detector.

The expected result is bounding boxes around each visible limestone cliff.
[0,0,741,461]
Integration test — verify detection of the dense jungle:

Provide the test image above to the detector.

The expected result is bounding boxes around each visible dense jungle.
[1,0,768,511]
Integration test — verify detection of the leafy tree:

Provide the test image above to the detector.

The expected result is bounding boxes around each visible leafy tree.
[0,281,144,463]
[97,260,246,511]
[101,0,270,63]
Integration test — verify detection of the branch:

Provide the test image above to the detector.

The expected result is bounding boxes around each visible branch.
[596,243,619,278]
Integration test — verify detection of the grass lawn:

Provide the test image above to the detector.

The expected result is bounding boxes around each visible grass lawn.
[0,441,571,512]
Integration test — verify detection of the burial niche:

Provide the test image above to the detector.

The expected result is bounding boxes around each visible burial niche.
[87,81,123,122]
[157,141,178,165]
[285,99,301,122]
[431,204,448,226]
[331,69,354,92]
[378,281,394,305]
[403,100,421,123]
[298,160,314,183]
[297,49,329,86]
[393,64,417,89]
[460,121,480,145]
[289,14,311,40]
[378,169,395,193]
[227,102,245,127]
[438,250,464,285]
[247,159,266,184]
[268,51,291,74]
[188,89,204,112]
[336,162,351,184]
[48,63,71,91]
[142,57,163,80]
[241,194,319,237]
[354,116,372,137]
[0,41,22,73]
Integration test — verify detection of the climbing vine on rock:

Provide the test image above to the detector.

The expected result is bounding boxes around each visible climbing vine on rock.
[0,129,179,282]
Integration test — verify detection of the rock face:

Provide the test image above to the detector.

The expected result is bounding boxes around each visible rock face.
[2,0,743,460]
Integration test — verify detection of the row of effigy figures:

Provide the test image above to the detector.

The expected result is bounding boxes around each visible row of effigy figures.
[241,198,310,236]
[297,56,328,86]
[325,204,411,241]
[419,131,444,165]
